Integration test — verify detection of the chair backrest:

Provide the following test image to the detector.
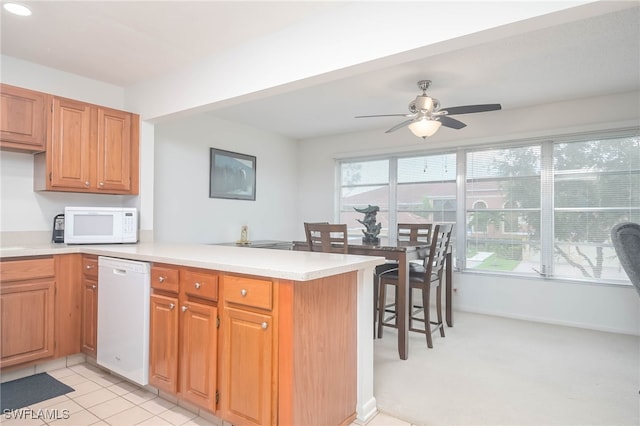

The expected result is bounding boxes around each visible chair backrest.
[611,222,640,297]
[397,223,432,244]
[304,223,349,254]
[422,224,453,282]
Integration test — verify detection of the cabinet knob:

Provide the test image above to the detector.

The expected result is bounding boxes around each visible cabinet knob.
[261,322,268,329]
[158,276,165,283]
[181,305,188,312]
[99,182,104,187]
[86,264,94,269]
[84,181,90,187]
[194,282,201,289]
[169,303,175,310]
[240,289,247,297]
[92,285,97,289]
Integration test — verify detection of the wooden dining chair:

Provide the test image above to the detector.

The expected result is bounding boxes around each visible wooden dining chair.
[397,223,433,245]
[373,223,434,337]
[377,224,453,348]
[304,222,349,254]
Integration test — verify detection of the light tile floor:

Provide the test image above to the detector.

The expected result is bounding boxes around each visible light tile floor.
[1,363,410,426]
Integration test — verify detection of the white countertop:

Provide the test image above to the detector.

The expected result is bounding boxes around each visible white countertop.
[0,242,385,281]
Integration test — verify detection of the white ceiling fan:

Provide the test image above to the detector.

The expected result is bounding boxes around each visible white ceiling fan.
[356,80,502,138]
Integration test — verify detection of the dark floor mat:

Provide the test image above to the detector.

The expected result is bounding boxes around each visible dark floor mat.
[0,372,74,412]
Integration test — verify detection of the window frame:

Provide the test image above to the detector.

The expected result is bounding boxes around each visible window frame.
[336,128,639,286]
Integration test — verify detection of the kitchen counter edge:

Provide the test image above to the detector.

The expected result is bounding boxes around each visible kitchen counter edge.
[0,242,385,282]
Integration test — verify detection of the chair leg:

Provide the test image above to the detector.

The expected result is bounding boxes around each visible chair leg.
[377,279,386,338]
[422,282,433,349]
[436,282,445,338]
[373,275,378,339]
[393,286,399,327]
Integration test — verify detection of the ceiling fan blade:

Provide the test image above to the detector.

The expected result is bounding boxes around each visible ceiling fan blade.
[355,113,413,118]
[438,116,467,129]
[441,104,502,115]
[385,118,415,133]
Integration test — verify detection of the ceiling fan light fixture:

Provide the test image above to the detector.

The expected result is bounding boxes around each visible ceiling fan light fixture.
[409,118,441,139]
[3,2,32,16]
[413,95,434,112]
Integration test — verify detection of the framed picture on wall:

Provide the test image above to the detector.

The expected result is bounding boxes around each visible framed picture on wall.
[209,148,256,200]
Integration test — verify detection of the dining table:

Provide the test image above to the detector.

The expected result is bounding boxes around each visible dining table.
[293,238,453,360]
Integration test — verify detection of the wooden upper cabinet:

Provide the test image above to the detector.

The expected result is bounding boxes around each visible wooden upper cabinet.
[33,93,139,195]
[49,97,92,190]
[0,84,47,152]
[97,107,136,192]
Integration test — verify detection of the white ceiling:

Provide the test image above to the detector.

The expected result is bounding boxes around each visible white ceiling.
[2,1,639,140]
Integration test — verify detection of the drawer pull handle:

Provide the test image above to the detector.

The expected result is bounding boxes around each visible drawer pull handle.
[240,289,247,297]
[158,276,165,283]
[194,282,201,289]
[261,322,268,330]
[169,303,175,310]
[181,306,188,312]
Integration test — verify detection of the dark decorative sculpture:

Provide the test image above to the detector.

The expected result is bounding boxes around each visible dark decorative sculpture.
[355,205,382,244]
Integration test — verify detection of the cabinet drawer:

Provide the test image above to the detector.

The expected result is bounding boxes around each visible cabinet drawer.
[181,269,218,301]
[82,256,98,279]
[223,275,272,310]
[151,264,180,293]
[0,257,54,282]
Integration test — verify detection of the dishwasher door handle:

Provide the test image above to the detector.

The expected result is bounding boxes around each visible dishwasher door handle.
[112,268,128,275]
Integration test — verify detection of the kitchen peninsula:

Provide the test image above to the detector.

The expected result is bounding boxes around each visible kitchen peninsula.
[0,243,384,426]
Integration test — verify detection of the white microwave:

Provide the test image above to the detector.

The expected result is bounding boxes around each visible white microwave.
[64,207,138,244]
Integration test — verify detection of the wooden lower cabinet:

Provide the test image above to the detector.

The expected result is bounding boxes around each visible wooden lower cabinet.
[0,257,55,368]
[179,301,217,408]
[80,281,98,356]
[0,255,82,369]
[150,265,357,426]
[80,255,98,357]
[149,264,218,412]
[222,307,273,426]
[149,293,179,393]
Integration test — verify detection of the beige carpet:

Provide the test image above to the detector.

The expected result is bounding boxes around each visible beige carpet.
[373,311,639,426]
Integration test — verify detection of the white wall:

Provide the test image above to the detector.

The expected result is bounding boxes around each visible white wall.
[153,115,298,244]
[296,91,640,335]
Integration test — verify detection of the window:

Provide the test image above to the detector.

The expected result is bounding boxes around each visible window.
[552,137,640,281]
[469,201,488,233]
[339,159,389,238]
[337,131,640,285]
[397,153,456,226]
[465,145,541,275]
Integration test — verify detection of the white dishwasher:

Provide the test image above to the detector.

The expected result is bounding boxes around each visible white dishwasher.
[97,256,151,386]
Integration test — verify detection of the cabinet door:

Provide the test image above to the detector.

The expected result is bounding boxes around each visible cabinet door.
[149,293,179,393]
[81,278,98,357]
[222,307,273,426]
[96,108,132,192]
[179,301,217,410]
[49,97,92,190]
[0,84,46,151]
[0,280,55,368]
